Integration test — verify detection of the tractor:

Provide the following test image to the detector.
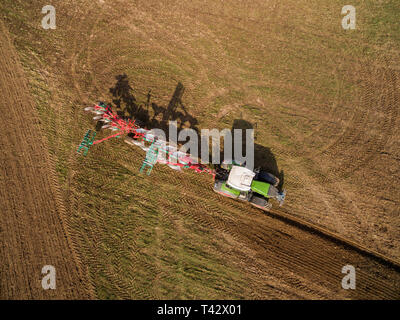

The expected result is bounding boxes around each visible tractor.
[213,162,286,211]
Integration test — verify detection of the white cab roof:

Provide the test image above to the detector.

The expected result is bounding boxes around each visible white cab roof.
[227,165,255,192]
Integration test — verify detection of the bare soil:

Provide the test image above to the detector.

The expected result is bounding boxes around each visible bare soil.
[0,0,399,299]
[0,19,91,299]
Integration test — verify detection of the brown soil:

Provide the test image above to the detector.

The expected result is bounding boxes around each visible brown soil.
[0,20,91,299]
[1,0,399,299]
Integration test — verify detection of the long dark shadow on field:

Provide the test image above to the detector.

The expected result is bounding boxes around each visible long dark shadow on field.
[218,119,284,190]
[107,74,284,188]
[108,74,199,138]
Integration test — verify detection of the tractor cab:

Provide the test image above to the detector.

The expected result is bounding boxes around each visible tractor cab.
[213,164,284,211]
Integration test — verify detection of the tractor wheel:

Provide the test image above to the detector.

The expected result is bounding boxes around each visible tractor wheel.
[257,171,279,187]
[250,195,272,211]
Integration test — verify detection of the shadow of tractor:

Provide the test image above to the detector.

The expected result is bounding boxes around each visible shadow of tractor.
[102,75,284,189]
[225,119,285,191]
[108,74,199,136]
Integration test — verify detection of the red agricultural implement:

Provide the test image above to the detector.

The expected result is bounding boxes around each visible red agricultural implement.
[78,102,215,178]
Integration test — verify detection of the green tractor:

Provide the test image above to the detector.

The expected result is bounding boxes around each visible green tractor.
[213,162,286,211]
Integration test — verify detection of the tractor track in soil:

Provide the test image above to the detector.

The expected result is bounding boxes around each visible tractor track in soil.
[115,131,400,298]
[58,1,400,297]
[272,55,400,257]
[4,0,399,299]
[0,19,90,299]
[134,165,400,299]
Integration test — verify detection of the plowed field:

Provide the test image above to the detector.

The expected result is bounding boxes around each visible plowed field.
[1,0,399,299]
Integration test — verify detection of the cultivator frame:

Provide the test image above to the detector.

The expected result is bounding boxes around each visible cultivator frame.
[78,102,215,178]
